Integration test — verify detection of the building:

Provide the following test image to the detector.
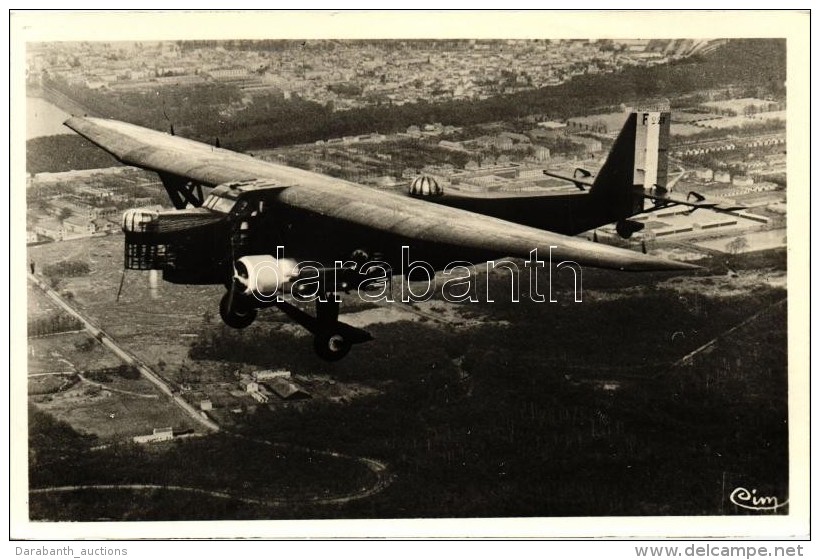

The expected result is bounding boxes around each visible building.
[265,377,311,401]
[528,128,555,142]
[133,427,174,444]
[533,146,551,161]
[714,171,732,184]
[732,175,754,187]
[495,136,514,150]
[240,379,259,393]
[567,112,628,134]
[254,369,291,381]
[499,132,531,144]
[34,219,64,241]
[372,176,401,188]
[77,185,114,199]
[92,219,118,234]
[240,375,270,403]
[438,140,467,152]
[358,133,386,143]
[691,168,714,182]
[537,121,567,130]
[200,399,213,411]
[249,391,269,404]
[49,198,117,221]
[568,135,603,154]
[63,216,96,237]
[208,66,249,80]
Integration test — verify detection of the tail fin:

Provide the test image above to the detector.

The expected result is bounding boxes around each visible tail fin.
[590,106,671,218]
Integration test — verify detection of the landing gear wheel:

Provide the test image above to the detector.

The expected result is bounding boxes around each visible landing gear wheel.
[219,291,257,329]
[616,220,645,240]
[616,221,634,239]
[313,330,352,362]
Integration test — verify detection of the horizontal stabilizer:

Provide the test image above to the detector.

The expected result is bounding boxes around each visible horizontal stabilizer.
[542,170,594,190]
[644,190,747,214]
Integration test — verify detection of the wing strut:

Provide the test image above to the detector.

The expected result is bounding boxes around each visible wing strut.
[158,172,206,209]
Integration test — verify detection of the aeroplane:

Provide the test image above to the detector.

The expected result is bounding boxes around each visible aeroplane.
[65,107,700,361]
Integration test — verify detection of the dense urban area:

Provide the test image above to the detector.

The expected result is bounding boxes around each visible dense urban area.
[26,38,788,520]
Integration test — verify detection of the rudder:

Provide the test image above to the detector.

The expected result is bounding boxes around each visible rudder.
[590,105,671,220]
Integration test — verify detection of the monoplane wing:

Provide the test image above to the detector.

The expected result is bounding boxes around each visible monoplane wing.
[65,117,697,272]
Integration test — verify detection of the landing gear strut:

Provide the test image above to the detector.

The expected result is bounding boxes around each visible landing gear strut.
[217,287,371,361]
[311,298,352,361]
[273,296,372,362]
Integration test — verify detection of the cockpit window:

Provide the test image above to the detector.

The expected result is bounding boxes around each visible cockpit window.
[203,194,236,214]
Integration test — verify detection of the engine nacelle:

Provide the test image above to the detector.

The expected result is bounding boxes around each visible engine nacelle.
[234,255,300,300]
[408,175,443,197]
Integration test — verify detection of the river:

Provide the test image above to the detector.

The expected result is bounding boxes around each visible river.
[27,96,73,140]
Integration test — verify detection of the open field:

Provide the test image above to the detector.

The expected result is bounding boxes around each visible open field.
[27,320,199,441]
[29,331,121,373]
[671,123,708,137]
[700,98,781,113]
[694,113,785,130]
[695,228,787,254]
[32,382,196,441]
[27,284,61,320]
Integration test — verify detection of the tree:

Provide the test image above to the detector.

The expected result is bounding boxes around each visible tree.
[726,236,749,255]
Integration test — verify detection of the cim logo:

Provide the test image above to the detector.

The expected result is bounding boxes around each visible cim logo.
[729,487,789,512]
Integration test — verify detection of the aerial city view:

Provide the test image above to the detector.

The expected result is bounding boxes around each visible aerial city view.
[24,38,789,522]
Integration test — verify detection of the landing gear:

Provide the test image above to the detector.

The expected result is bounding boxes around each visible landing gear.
[616,219,645,239]
[311,298,352,361]
[219,290,257,329]
[217,289,371,360]
[313,330,352,362]
[272,296,372,362]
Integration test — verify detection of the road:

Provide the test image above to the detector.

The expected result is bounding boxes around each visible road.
[31,461,392,508]
[672,297,787,367]
[30,432,393,509]
[226,432,393,505]
[31,433,393,512]
[28,273,219,432]
[76,373,160,399]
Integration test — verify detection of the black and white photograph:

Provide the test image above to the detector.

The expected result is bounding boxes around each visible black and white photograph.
[10,10,809,540]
